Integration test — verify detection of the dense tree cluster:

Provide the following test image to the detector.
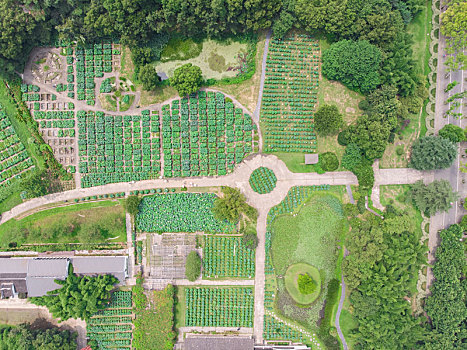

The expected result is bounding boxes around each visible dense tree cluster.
[438,124,466,143]
[441,0,467,71]
[0,324,76,350]
[343,210,427,348]
[124,195,142,217]
[425,224,467,348]
[322,40,382,94]
[31,264,118,321]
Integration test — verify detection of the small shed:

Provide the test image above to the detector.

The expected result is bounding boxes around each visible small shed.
[304,154,319,165]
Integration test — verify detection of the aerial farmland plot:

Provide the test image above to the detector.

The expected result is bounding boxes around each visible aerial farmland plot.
[0,2,443,349]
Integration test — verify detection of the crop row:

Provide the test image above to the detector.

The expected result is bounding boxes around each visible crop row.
[185,287,254,327]
[161,91,256,177]
[203,236,255,278]
[261,34,319,153]
[0,104,34,188]
[249,167,277,194]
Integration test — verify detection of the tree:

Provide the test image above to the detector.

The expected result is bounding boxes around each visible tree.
[298,273,317,294]
[139,64,161,91]
[30,264,118,321]
[185,251,201,281]
[410,136,457,170]
[438,124,465,143]
[124,195,142,216]
[314,105,344,136]
[341,144,363,171]
[322,40,382,94]
[319,152,339,171]
[0,324,76,349]
[242,231,258,250]
[213,187,256,223]
[170,63,203,97]
[409,180,459,217]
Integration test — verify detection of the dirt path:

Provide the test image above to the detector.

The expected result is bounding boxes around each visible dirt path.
[253,30,271,122]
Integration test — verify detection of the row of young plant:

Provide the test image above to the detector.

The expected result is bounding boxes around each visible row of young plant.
[249,167,277,194]
[77,110,161,187]
[86,291,133,349]
[161,91,256,177]
[203,236,255,278]
[0,103,34,187]
[75,43,119,106]
[184,287,254,327]
[261,35,319,153]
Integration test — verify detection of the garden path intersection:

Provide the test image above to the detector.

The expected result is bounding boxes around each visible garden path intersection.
[0,152,427,344]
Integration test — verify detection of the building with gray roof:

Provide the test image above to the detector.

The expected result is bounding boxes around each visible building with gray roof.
[0,256,128,298]
[185,336,255,350]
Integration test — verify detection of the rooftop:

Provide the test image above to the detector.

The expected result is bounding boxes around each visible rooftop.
[185,336,255,350]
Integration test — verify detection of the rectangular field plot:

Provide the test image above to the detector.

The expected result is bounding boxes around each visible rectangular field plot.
[162,91,256,177]
[0,103,34,188]
[136,193,235,233]
[87,291,133,349]
[203,236,255,278]
[148,233,197,279]
[264,315,308,343]
[78,110,161,187]
[184,287,254,327]
[261,34,320,153]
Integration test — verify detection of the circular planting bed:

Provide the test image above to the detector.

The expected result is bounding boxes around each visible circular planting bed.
[249,167,277,194]
[284,263,321,305]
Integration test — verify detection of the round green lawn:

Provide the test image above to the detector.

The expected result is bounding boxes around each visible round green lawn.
[284,263,321,305]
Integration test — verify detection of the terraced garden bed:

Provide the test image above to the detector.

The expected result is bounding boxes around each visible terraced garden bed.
[162,91,256,177]
[261,34,319,153]
[77,110,161,187]
[87,291,133,349]
[203,235,255,278]
[184,287,254,327]
[0,103,34,188]
[136,193,235,233]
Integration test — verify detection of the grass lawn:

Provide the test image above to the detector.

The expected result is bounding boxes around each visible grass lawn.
[119,94,135,112]
[340,307,358,349]
[284,263,321,305]
[273,152,316,173]
[0,200,126,248]
[381,2,432,168]
[271,192,345,329]
[98,94,117,111]
[174,286,186,329]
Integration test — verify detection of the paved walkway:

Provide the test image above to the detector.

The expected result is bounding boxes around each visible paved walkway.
[335,274,348,350]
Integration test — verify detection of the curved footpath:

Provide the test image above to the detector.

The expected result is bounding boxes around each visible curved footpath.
[335,274,348,350]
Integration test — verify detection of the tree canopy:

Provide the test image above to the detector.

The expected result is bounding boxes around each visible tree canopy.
[409,180,459,217]
[322,40,382,94]
[170,63,203,97]
[314,105,343,136]
[438,124,465,143]
[410,136,457,170]
[0,324,76,350]
[213,187,256,223]
[441,0,467,71]
[30,264,118,321]
[124,195,142,217]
